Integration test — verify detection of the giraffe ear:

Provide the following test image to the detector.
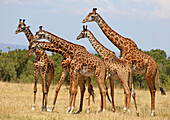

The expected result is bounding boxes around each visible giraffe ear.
[23,19,25,23]
[19,19,22,24]
[39,26,42,31]
[92,8,97,13]
[83,25,85,31]
[85,25,87,31]
[26,26,30,28]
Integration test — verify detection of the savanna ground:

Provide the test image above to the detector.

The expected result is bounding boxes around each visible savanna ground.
[0,81,169,120]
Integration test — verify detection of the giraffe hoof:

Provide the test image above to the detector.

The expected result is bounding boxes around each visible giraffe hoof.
[66,107,71,113]
[111,108,115,112]
[151,111,155,116]
[50,105,54,112]
[46,105,50,112]
[69,107,74,114]
[123,107,127,113]
[32,104,35,111]
[136,111,139,116]
[76,109,82,114]
[96,108,102,114]
[42,106,45,111]
[87,108,90,114]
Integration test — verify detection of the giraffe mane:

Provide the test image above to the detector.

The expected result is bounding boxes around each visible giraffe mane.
[45,31,86,49]
[88,30,117,56]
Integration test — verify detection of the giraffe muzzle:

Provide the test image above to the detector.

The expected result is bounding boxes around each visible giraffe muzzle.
[76,36,80,40]
[15,31,18,34]
[82,19,86,23]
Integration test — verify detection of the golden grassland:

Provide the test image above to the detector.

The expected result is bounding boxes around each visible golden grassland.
[0,81,169,120]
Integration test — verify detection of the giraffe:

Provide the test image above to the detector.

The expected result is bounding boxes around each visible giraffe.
[82,8,166,116]
[32,26,107,113]
[15,19,54,111]
[28,40,97,114]
[77,25,139,115]
[15,20,95,113]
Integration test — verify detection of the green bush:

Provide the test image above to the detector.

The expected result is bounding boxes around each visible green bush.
[0,48,169,90]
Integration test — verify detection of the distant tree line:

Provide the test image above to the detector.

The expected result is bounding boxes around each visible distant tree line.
[0,49,169,90]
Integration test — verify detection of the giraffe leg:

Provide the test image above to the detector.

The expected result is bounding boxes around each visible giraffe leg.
[87,77,92,113]
[96,81,106,113]
[117,70,131,113]
[32,66,38,111]
[42,92,45,111]
[109,78,115,112]
[97,91,103,113]
[120,80,131,113]
[40,64,49,111]
[124,88,131,113]
[143,74,156,116]
[39,76,45,111]
[42,78,48,111]
[76,76,85,114]
[131,88,139,116]
[127,70,139,116]
[69,73,79,114]
[51,70,68,112]
[66,71,73,113]
[94,67,106,113]
[67,90,73,113]
[143,59,158,116]
[45,92,49,111]
[123,93,127,112]
[46,72,54,112]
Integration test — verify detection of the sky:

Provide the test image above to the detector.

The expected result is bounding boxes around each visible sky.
[0,0,170,56]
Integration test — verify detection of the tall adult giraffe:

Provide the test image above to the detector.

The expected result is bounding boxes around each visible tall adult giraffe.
[82,8,166,116]
[15,19,54,111]
[77,25,138,115]
[32,26,108,113]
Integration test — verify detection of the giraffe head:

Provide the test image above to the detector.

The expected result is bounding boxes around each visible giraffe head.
[15,19,30,34]
[82,8,100,23]
[33,26,49,41]
[28,41,42,57]
[76,25,89,40]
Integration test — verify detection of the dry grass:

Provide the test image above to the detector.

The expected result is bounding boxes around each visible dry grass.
[0,81,169,120]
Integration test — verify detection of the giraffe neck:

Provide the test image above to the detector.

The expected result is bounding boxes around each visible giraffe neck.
[24,28,34,42]
[38,41,68,59]
[46,31,85,56]
[87,31,118,60]
[23,28,47,60]
[97,14,138,52]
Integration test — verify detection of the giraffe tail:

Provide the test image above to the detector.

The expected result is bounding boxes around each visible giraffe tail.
[157,68,166,95]
[106,86,111,103]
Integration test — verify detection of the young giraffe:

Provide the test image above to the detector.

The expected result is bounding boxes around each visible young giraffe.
[77,26,138,115]
[15,19,54,111]
[32,26,107,113]
[82,8,166,116]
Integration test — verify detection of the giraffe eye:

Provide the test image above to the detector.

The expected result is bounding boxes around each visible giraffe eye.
[91,16,95,19]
